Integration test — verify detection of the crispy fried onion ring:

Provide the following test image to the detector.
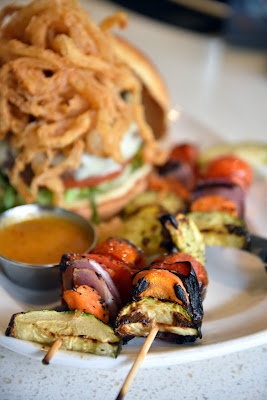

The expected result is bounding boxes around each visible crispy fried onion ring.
[0,0,163,206]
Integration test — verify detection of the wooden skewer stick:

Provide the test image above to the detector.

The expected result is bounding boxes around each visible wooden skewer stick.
[115,325,159,400]
[42,338,63,365]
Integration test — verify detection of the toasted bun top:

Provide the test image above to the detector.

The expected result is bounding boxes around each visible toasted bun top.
[113,36,170,138]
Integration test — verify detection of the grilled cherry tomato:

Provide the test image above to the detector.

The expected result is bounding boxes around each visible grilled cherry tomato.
[148,171,190,201]
[83,253,133,304]
[92,237,146,269]
[169,143,199,167]
[203,155,253,192]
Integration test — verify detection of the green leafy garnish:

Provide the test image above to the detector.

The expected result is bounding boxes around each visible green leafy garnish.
[131,146,143,171]
[0,172,24,212]
[3,186,16,209]
[64,187,101,224]
[35,188,53,206]
[64,187,91,204]
[88,189,101,224]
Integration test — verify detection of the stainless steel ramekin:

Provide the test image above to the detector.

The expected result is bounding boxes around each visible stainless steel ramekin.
[0,205,97,290]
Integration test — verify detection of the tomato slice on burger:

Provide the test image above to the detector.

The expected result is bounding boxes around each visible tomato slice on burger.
[63,167,125,189]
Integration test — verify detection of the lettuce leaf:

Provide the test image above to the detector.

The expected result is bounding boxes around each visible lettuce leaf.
[0,173,24,212]
[35,188,54,206]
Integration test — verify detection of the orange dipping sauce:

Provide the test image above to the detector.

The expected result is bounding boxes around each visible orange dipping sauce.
[0,217,94,265]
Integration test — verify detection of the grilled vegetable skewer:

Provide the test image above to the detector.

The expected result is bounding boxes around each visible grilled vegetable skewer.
[115,247,206,398]
[114,207,208,396]
[115,211,206,343]
[115,215,206,341]
[6,238,145,361]
[115,264,203,344]
[187,153,253,249]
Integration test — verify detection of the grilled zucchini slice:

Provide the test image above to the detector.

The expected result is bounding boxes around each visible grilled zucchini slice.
[122,190,185,217]
[160,213,206,266]
[6,310,121,358]
[97,194,186,258]
[115,297,201,344]
[113,205,166,257]
[188,210,250,249]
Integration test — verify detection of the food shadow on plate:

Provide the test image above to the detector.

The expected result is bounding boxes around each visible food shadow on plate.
[118,336,202,361]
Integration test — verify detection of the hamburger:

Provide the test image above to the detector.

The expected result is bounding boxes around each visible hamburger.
[0,0,170,221]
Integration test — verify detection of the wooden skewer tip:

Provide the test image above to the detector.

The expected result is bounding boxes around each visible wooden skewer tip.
[115,325,159,400]
[42,338,63,365]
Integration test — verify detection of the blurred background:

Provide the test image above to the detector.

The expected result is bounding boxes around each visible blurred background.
[101,0,267,143]
[110,0,267,49]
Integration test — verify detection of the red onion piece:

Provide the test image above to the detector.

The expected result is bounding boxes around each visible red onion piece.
[61,255,121,307]
[158,161,197,191]
[73,268,119,319]
[191,177,245,218]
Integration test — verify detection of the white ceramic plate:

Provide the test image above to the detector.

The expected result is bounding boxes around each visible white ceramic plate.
[0,113,267,369]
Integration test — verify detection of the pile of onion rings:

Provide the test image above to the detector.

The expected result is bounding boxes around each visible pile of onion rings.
[0,0,162,205]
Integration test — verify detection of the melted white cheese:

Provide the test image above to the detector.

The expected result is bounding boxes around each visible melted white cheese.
[64,163,152,209]
[120,123,142,160]
[74,123,142,181]
[74,155,121,180]
[95,164,151,203]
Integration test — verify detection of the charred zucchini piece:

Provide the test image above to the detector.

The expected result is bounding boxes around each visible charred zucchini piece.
[6,310,121,358]
[198,141,267,169]
[114,205,166,257]
[160,213,206,266]
[188,211,250,249]
[122,190,185,217]
[115,297,201,344]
